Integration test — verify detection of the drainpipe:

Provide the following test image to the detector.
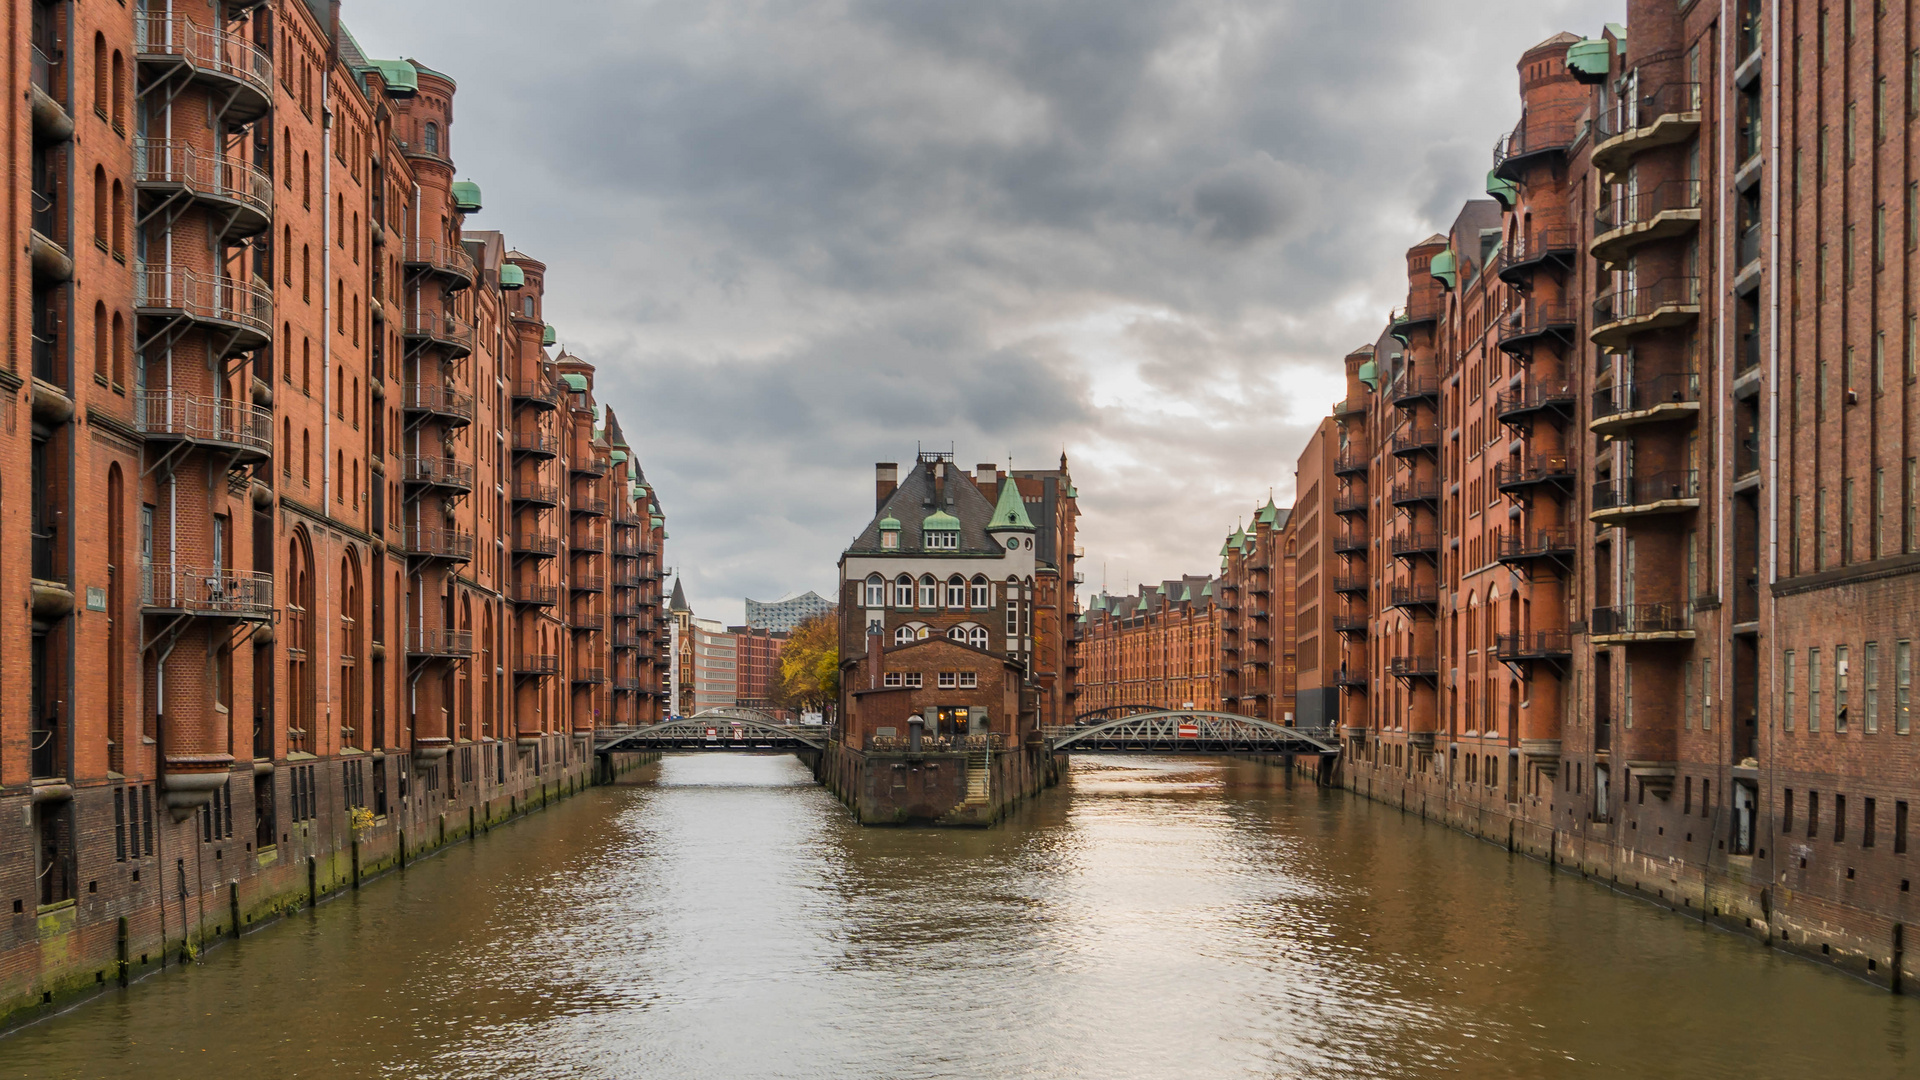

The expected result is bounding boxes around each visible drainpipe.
[320,71,335,755]
[1764,0,1784,923]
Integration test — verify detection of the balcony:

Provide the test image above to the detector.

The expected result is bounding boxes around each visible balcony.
[1492,102,1583,180]
[401,238,477,290]
[135,14,273,124]
[401,454,474,493]
[1333,612,1369,634]
[1334,450,1369,477]
[515,654,561,678]
[613,677,643,692]
[571,614,605,632]
[1389,655,1440,681]
[1496,526,1577,565]
[1590,371,1701,434]
[1389,373,1440,407]
[1494,631,1573,662]
[1493,455,1574,494]
[401,527,475,563]
[515,532,561,559]
[1389,583,1439,610]
[612,630,641,649]
[572,451,611,477]
[572,667,606,685]
[572,495,608,517]
[142,566,274,620]
[1390,426,1439,457]
[398,381,476,426]
[508,581,558,607]
[407,628,474,659]
[30,188,72,283]
[135,391,272,464]
[1590,603,1695,644]
[400,308,476,358]
[135,267,272,353]
[1332,492,1368,515]
[572,575,605,593]
[511,379,562,411]
[1388,302,1439,339]
[1495,380,1576,425]
[29,42,72,142]
[1331,574,1369,595]
[1497,228,1578,286]
[1496,299,1578,355]
[611,537,644,557]
[1591,180,1703,266]
[1593,82,1703,173]
[512,481,559,508]
[1591,277,1701,349]
[512,430,559,458]
[572,530,607,554]
[1390,531,1439,557]
[1391,477,1442,508]
[133,139,273,239]
[1591,470,1700,523]
[1333,531,1369,555]
[1334,669,1370,690]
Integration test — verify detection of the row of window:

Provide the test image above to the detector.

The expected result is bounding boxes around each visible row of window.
[1783,789,1911,854]
[1782,641,1913,734]
[894,623,991,649]
[880,672,980,689]
[864,574,1001,609]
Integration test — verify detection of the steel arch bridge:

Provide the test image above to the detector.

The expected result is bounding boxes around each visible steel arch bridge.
[1043,710,1338,755]
[595,709,829,753]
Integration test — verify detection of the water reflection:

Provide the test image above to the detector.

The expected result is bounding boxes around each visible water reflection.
[6,755,1916,1079]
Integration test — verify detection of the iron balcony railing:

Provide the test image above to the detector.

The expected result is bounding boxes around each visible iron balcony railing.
[511,378,562,407]
[1595,82,1703,140]
[142,566,274,618]
[1389,655,1440,679]
[1331,574,1369,594]
[611,537,644,557]
[400,237,478,283]
[512,481,559,506]
[512,430,560,456]
[1591,371,1701,421]
[1391,426,1440,454]
[572,496,608,517]
[1593,179,1702,238]
[573,668,606,684]
[515,532,561,557]
[1495,631,1572,660]
[1332,397,1368,420]
[30,43,59,100]
[1593,470,1700,512]
[516,654,561,677]
[1334,450,1369,475]
[508,582,558,606]
[134,14,274,104]
[135,265,273,339]
[400,307,476,350]
[1390,531,1439,556]
[571,575,605,593]
[1332,491,1368,514]
[1497,526,1577,560]
[1390,583,1439,608]
[1592,277,1701,331]
[1389,373,1440,405]
[1391,478,1442,505]
[571,614,605,632]
[133,139,273,226]
[1498,299,1577,348]
[1333,669,1369,689]
[1502,227,1577,268]
[1493,455,1573,489]
[613,677,642,691]
[406,627,474,657]
[572,531,607,554]
[1496,380,1576,418]
[1591,603,1691,637]
[1333,531,1369,554]
[1333,613,1369,633]
[135,390,273,455]
[572,452,611,477]
[401,527,475,561]
[1492,102,1583,171]
[399,382,476,422]
[401,454,474,489]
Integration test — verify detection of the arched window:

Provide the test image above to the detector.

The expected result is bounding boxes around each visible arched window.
[945,576,966,608]
[110,180,125,256]
[283,128,294,190]
[302,337,311,391]
[302,244,311,301]
[969,626,989,650]
[283,226,294,284]
[335,450,343,500]
[93,302,108,379]
[111,312,125,385]
[864,575,885,607]
[282,419,292,474]
[946,625,969,642]
[970,576,989,608]
[301,429,311,483]
[93,166,108,245]
[894,625,916,646]
[93,34,107,113]
[893,575,913,608]
[424,122,439,155]
[111,50,125,127]
[918,575,938,608]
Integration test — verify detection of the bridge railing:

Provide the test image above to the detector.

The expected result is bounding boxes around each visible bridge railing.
[866,733,1004,753]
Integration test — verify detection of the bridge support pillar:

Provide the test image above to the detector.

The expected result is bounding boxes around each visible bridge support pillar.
[817,739,1062,827]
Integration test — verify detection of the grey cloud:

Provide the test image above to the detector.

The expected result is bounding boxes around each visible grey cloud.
[351,0,1623,615]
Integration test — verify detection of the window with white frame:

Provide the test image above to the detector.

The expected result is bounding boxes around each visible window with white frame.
[884,672,903,688]
[919,575,938,608]
[925,529,958,550]
[894,625,916,646]
[865,575,885,607]
[946,576,966,607]
[968,626,989,650]
[947,625,970,642]
[970,576,990,608]
[894,575,913,607]
[959,672,978,688]
[904,672,922,688]
[939,672,957,689]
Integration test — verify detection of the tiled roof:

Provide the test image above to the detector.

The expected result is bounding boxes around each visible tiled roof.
[847,459,1003,555]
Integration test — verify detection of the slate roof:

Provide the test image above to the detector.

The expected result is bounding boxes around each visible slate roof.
[847,459,1007,555]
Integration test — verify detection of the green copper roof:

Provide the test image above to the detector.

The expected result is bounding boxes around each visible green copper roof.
[1219,536,1236,556]
[542,324,558,347]
[498,263,525,289]
[922,510,961,532]
[560,372,588,392]
[1566,38,1611,80]
[1485,169,1518,208]
[1429,249,1458,289]
[650,515,663,528]
[369,60,419,96]
[1256,497,1280,526]
[1180,584,1193,602]
[635,484,648,497]
[452,180,482,213]
[1201,581,1214,597]
[1357,358,1379,391]
[878,515,901,530]
[609,449,628,465]
[987,479,1034,530]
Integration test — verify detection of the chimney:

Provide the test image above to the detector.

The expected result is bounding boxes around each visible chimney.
[975,463,999,498]
[875,463,898,509]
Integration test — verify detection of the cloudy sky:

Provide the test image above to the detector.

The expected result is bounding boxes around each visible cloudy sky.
[351,0,1622,621]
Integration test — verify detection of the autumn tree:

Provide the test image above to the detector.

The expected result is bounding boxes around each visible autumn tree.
[770,614,839,715]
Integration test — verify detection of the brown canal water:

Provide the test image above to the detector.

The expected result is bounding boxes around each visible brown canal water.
[4,755,1916,1079]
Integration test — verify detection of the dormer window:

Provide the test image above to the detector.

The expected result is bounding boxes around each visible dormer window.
[925,530,958,550]
[881,531,898,550]
[922,510,960,549]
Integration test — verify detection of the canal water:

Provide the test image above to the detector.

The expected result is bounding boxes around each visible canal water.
[5,755,1916,1079]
